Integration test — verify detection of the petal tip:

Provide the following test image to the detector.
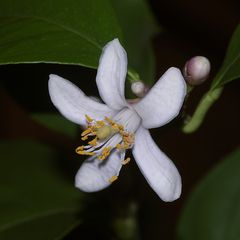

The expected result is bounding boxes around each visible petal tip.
[48,74,63,90]
[74,171,95,193]
[165,66,187,102]
[103,38,125,56]
[107,38,121,47]
[48,74,60,82]
[168,66,180,72]
[74,163,111,193]
[164,181,182,202]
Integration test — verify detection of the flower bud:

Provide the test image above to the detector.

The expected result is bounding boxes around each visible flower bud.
[183,56,211,86]
[131,81,149,97]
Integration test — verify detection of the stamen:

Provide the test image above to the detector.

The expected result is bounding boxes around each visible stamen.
[118,124,124,131]
[76,146,96,156]
[111,124,119,131]
[96,120,105,126]
[98,147,111,161]
[109,175,118,183]
[77,150,95,156]
[85,115,93,122]
[76,146,84,152]
[81,128,92,136]
[76,115,135,163]
[116,143,122,149]
[81,135,89,141]
[88,137,97,146]
[122,157,131,165]
[104,116,114,125]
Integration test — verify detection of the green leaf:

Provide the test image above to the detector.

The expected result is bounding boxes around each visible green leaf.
[178,148,240,240]
[32,113,77,138]
[111,0,159,85]
[0,212,80,240]
[0,0,122,68]
[0,140,83,239]
[211,23,240,89]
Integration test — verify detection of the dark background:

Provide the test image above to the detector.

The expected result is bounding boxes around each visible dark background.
[0,0,239,239]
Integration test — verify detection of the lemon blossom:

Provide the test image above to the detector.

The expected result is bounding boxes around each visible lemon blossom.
[48,39,186,202]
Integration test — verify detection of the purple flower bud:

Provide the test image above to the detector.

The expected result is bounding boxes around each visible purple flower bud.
[183,56,211,86]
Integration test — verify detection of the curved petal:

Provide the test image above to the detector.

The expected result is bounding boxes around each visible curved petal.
[48,74,116,126]
[132,127,181,202]
[96,38,127,110]
[133,67,186,129]
[75,149,125,192]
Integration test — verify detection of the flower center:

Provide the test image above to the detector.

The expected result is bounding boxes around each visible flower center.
[75,114,135,182]
[96,125,114,140]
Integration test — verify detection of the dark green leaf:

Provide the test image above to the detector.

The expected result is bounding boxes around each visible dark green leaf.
[178,148,240,240]
[0,212,80,240]
[211,24,240,89]
[0,0,122,68]
[111,0,159,85]
[0,140,83,239]
[32,113,77,138]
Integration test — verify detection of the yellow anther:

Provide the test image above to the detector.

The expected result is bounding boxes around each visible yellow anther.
[118,124,124,131]
[81,135,89,141]
[116,143,122,149]
[76,150,95,156]
[109,175,118,183]
[122,157,131,165]
[88,138,97,146]
[112,124,119,130]
[96,120,105,126]
[104,116,114,124]
[122,133,134,148]
[98,147,111,160]
[75,146,84,152]
[85,115,93,122]
[81,128,91,136]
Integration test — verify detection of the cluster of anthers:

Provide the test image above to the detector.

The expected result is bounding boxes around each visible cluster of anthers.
[75,115,134,183]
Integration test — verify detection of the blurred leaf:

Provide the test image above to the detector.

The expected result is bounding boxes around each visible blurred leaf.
[0,0,122,68]
[211,23,240,89]
[0,140,83,239]
[32,113,77,138]
[0,212,80,240]
[111,0,159,85]
[178,148,240,240]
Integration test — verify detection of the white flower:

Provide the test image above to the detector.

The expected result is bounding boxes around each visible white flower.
[48,39,186,202]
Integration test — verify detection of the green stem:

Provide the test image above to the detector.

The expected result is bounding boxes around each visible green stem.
[182,87,223,133]
[127,68,141,83]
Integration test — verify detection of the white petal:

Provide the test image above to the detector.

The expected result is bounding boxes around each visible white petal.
[113,107,141,133]
[75,150,124,192]
[132,127,181,202]
[133,67,186,129]
[48,74,115,126]
[96,39,127,110]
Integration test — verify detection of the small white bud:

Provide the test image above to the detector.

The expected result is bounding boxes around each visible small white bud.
[131,81,148,97]
[183,56,211,86]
